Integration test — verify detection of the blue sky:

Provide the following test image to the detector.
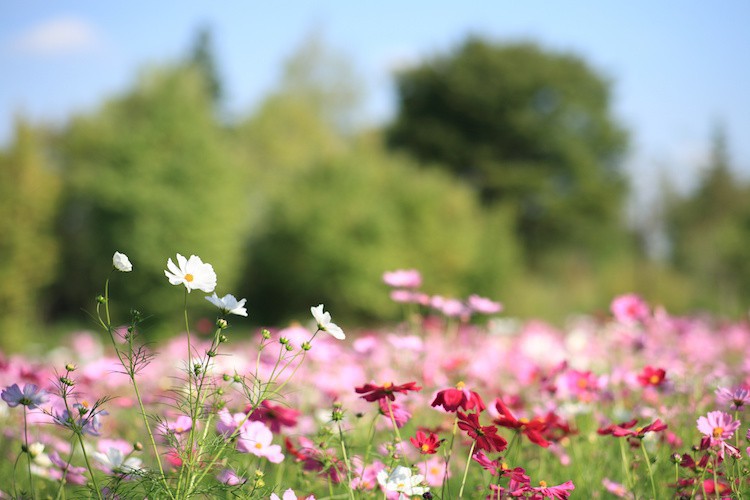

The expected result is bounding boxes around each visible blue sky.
[1,1,749,205]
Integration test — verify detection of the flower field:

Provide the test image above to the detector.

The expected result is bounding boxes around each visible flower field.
[1,254,749,499]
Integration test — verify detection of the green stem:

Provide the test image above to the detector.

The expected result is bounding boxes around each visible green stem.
[441,415,460,500]
[76,432,103,500]
[54,447,77,500]
[639,440,657,500]
[618,438,633,490]
[23,408,36,500]
[337,422,356,500]
[458,441,476,498]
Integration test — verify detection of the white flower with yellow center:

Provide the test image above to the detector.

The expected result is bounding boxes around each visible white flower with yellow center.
[310,304,345,340]
[164,253,217,293]
[376,465,428,499]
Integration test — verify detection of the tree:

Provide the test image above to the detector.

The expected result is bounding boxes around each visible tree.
[664,124,750,313]
[387,37,629,263]
[188,26,223,104]
[0,120,60,349]
[51,65,249,324]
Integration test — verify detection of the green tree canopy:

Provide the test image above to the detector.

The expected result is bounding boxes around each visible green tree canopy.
[387,38,629,262]
[0,120,60,349]
[52,65,249,323]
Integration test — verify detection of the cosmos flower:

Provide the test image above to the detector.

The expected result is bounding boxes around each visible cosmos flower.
[164,253,217,293]
[382,269,422,288]
[112,251,133,272]
[697,411,740,448]
[355,381,422,402]
[376,465,429,499]
[716,386,750,411]
[457,411,507,453]
[409,430,441,455]
[205,293,248,316]
[1,383,47,409]
[610,293,649,325]
[311,304,345,340]
[637,366,667,388]
[236,421,284,463]
[431,382,486,413]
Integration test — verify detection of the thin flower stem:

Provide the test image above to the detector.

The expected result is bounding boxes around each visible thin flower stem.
[23,408,36,500]
[385,398,403,453]
[336,421,356,500]
[441,415,460,500]
[458,441,476,498]
[639,440,657,500]
[76,432,103,500]
[618,438,633,490]
[54,447,77,500]
[100,277,172,498]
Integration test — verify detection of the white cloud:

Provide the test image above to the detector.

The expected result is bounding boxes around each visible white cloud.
[10,16,103,56]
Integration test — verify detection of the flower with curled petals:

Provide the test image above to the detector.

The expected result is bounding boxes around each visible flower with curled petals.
[205,293,248,316]
[311,304,345,340]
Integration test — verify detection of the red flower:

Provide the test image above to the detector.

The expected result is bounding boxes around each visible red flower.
[246,400,300,433]
[493,398,550,448]
[522,480,576,499]
[597,418,668,439]
[409,430,442,455]
[431,382,486,413]
[637,366,667,387]
[457,411,507,453]
[354,381,421,402]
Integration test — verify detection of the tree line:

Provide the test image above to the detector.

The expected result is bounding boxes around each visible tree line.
[0,31,745,350]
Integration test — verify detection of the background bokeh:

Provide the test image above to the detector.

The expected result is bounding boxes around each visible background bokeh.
[1,2,749,351]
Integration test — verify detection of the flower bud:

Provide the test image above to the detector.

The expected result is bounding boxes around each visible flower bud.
[216,318,228,329]
[301,341,312,351]
[65,363,77,372]
[285,343,294,352]
[279,337,289,345]
[133,442,143,451]
[219,334,228,343]
[261,329,271,339]
[223,374,231,382]
[59,376,74,387]
[233,374,242,383]
[96,295,107,304]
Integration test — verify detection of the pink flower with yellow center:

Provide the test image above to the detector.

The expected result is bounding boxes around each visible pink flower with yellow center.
[697,411,740,446]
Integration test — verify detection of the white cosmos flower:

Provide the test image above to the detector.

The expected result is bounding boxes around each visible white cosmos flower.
[376,465,429,499]
[112,251,133,272]
[310,304,345,340]
[93,447,143,474]
[164,253,217,293]
[206,293,248,316]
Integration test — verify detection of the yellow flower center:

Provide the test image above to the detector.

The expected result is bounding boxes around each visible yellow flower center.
[255,442,263,449]
[397,482,405,489]
[539,480,548,487]
[421,444,430,452]
[455,381,466,389]
[649,375,660,384]
[713,427,724,438]
[576,378,588,389]
[185,273,194,282]
[383,382,392,389]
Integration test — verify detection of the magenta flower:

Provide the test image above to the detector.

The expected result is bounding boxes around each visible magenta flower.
[217,468,246,485]
[522,480,576,499]
[383,269,422,288]
[1,383,47,409]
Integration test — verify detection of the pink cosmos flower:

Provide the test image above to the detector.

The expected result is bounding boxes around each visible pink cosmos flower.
[236,421,284,463]
[467,294,503,315]
[522,480,575,499]
[350,458,385,491]
[383,269,422,288]
[419,455,449,486]
[697,411,740,447]
[716,386,750,411]
[217,468,246,485]
[270,489,315,500]
[247,400,300,433]
[216,409,246,437]
[610,293,649,325]
[379,399,411,428]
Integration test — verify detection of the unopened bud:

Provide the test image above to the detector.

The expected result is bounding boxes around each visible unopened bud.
[65,363,77,372]
[219,334,228,343]
[301,341,311,351]
[59,376,74,387]
[216,318,228,329]
[223,374,231,382]
[285,343,294,352]
[233,374,242,383]
[133,442,143,452]
[261,329,271,339]
[279,337,289,345]
[96,295,106,304]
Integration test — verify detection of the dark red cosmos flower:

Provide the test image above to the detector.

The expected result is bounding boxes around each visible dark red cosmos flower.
[246,400,300,433]
[637,366,667,387]
[355,381,421,402]
[597,418,668,438]
[457,411,507,453]
[409,429,442,455]
[493,398,549,448]
[431,382,486,413]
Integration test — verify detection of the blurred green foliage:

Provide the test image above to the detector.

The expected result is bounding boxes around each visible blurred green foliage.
[50,64,250,323]
[388,38,629,263]
[0,120,60,351]
[0,32,747,350]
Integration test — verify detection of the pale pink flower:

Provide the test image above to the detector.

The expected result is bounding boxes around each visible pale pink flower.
[610,293,649,325]
[236,421,284,463]
[383,269,422,288]
[467,294,503,315]
[419,456,449,486]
